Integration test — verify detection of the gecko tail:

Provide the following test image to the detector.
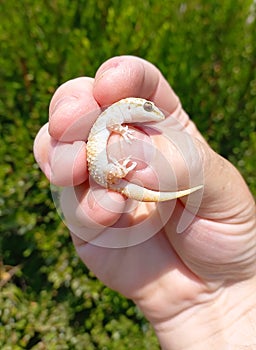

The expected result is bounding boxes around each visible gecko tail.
[115,182,203,202]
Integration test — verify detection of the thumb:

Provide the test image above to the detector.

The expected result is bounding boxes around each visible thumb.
[191,136,255,222]
[151,99,255,225]
[158,110,254,224]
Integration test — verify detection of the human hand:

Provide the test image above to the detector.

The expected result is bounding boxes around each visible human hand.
[33,56,256,349]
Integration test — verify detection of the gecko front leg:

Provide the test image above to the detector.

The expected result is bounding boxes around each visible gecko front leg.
[107,121,135,144]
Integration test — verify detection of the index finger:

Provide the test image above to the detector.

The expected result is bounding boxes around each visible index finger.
[93,55,180,114]
[93,56,204,141]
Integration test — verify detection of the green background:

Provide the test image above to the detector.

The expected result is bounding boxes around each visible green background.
[1,0,255,349]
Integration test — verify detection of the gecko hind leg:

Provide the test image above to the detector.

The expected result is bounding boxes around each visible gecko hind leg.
[106,156,137,184]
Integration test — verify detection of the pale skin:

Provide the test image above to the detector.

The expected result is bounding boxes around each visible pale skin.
[33,56,256,349]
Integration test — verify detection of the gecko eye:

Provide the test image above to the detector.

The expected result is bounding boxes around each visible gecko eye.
[143,101,154,112]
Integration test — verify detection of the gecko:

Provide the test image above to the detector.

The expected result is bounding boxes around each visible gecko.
[86,97,203,202]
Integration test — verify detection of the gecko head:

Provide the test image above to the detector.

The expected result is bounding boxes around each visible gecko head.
[121,97,166,123]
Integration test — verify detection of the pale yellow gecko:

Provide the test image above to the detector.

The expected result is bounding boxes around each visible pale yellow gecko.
[86,97,203,202]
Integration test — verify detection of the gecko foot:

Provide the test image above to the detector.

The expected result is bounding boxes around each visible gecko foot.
[106,156,137,184]
[108,124,135,144]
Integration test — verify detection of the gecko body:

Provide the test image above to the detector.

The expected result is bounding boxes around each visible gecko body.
[86,97,203,202]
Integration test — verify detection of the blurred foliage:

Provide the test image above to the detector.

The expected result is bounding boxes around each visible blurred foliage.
[0,0,255,348]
